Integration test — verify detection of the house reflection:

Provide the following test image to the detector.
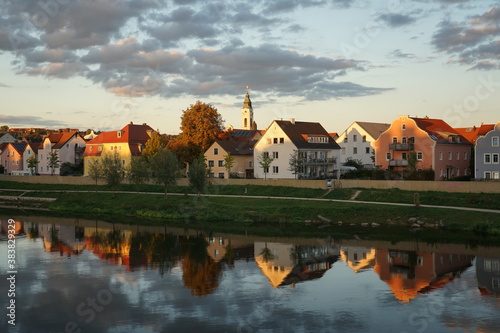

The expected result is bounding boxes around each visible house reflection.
[476,257,500,297]
[1,219,24,236]
[340,246,376,273]
[374,249,473,302]
[254,241,340,288]
[27,223,85,256]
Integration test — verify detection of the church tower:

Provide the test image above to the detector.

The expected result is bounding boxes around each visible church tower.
[242,87,253,130]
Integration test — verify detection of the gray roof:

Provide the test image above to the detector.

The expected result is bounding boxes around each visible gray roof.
[216,140,256,155]
[356,122,390,140]
[275,120,341,150]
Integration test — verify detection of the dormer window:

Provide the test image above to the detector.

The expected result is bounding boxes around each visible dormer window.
[117,131,123,138]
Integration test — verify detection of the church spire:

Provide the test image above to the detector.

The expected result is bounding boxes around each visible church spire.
[242,87,253,130]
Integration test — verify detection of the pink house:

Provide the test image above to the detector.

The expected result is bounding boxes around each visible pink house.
[374,116,472,180]
[0,142,28,174]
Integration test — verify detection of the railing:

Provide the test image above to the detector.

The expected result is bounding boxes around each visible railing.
[389,159,409,166]
[303,158,336,165]
[389,143,414,151]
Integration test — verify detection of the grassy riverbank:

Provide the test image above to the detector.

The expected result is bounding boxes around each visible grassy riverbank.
[1,180,500,236]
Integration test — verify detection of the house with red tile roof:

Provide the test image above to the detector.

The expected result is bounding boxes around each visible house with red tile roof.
[455,124,495,146]
[0,142,28,174]
[38,131,86,175]
[373,115,472,180]
[83,122,154,176]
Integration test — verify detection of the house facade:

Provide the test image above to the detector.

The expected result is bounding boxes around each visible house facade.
[336,121,390,168]
[205,140,256,179]
[22,142,38,174]
[0,142,27,174]
[475,121,500,180]
[374,116,471,180]
[83,122,154,176]
[253,119,341,179]
[0,132,16,144]
[38,131,86,175]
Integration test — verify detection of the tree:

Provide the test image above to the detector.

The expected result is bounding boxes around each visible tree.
[87,160,102,188]
[47,151,60,176]
[180,101,224,152]
[0,125,9,132]
[150,149,180,197]
[288,150,304,179]
[189,154,208,194]
[223,153,235,178]
[167,137,201,167]
[343,157,363,169]
[408,151,417,173]
[101,154,125,189]
[142,131,166,162]
[258,152,274,179]
[27,154,39,175]
[127,156,150,190]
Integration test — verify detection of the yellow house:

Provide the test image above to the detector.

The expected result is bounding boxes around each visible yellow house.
[205,139,257,178]
[83,122,153,176]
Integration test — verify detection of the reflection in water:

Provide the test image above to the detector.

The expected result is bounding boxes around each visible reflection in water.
[2,217,500,333]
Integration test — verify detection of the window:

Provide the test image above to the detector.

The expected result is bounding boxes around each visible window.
[408,137,415,143]
[218,160,224,167]
[122,160,125,165]
[209,172,214,178]
[493,172,500,180]
[264,152,269,158]
[117,131,122,138]
[440,168,443,177]
[439,152,443,160]
[341,147,346,155]
[272,152,279,159]
[417,152,423,160]
[273,138,278,144]
[485,172,491,180]
[279,138,284,144]
[448,152,452,160]
[218,172,225,179]
[402,124,406,130]
[365,147,370,154]
[464,151,467,160]
[249,161,253,167]
[90,146,93,152]
[392,137,397,144]
[353,147,357,154]
[267,138,272,144]
[386,152,391,160]
[66,144,69,148]
[457,152,460,160]
[456,168,460,176]
[272,166,279,174]
[118,146,121,151]
[402,137,407,144]
[98,146,102,152]
[362,135,367,142]
[492,137,499,147]
[353,135,357,142]
[27,150,31,154]
[344,137,348,143]
[214,148,218,155]
[264,167,269,173]
[402,152,407,160]
[492,153,499,164]
[110,146,114,151]
[464,168,467,176]
[485,153,491,164]
[208,160,214,167]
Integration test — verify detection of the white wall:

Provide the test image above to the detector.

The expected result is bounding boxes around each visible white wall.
[336,123,376,167]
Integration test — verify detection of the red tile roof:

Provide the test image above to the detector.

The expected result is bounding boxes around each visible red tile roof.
[455,124,495,145]
[52,131,82,149]
[410,117,471,145]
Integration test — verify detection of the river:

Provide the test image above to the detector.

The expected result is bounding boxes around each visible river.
[1,215,499,333]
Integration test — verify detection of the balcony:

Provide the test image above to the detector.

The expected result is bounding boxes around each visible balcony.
[303,158,336,165]
[389,159,409,167]
[389,143,414,151]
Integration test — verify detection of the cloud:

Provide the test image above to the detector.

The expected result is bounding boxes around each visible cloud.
[432,7,500,70]
[0,82,10,88]
[378,13,417,27]
[388,49,416,59]
[0,115,68,127]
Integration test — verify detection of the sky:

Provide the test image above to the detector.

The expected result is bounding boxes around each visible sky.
[0,0,499,135]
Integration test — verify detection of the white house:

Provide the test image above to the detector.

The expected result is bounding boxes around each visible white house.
[336,121,390,168]
[254,119,341,179]
[38,131,86,175]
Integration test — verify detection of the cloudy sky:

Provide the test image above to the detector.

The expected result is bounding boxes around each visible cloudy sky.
[0,0,499,134]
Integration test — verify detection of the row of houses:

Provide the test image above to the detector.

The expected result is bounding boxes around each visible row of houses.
[1,92,499,180]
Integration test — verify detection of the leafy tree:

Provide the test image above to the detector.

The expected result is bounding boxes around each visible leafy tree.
[142,131,166,162]
[189,154,208,194]
[101,154,125,189]
[223,153,235,178]
[47,151,60,176]
[127,156,150,190]
[288,150,304,179]
[343,157,363,169]
[27,154,39,175]
[167,137,201,167]
[257,152,274,179]
[180,101,224,152]
[408,151,417,173]
[0,125,9,132]
[87,160,102,187]
[150,149,180,197]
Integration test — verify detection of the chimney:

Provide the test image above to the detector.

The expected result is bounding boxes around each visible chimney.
[290,118,295,124]
[130,121,133,125]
